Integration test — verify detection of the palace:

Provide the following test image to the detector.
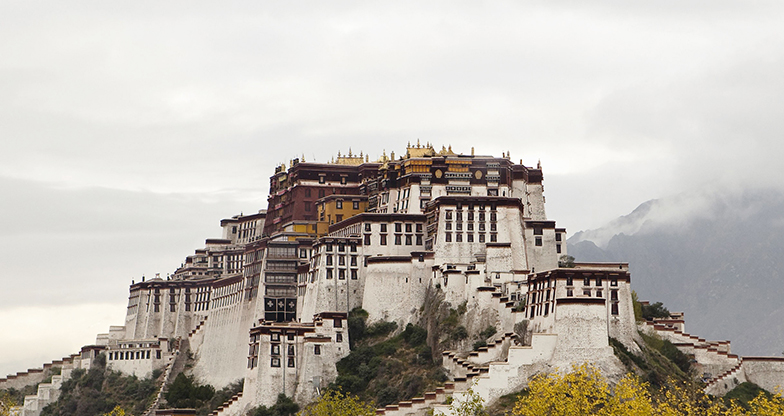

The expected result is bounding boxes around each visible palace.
[6,144,784,416]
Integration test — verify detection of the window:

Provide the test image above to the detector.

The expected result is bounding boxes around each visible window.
[596,290,603,298]
[353,201,360,209]
[318,189,325,198]
[319,176,326,184]
[338,255,345,266]
[305,188,311,197]
[334,318,343,328]
[490,233,497,242]
[566,276,573,286]
[326,255,333,266]
[361,234,370,246]
[479,223,485,231]
[395,235,402,245]
[365,223,371,232]
[416,235,423,245]
[336,214,343,222]
[288,333,295,341]
[351,269,358,280]
[583,277,590,286]
[405,235,412,245]
[288,345,295,356]
[544,303,549,316]
[405,224,412,233]
[611,303,619,315]
[339,269,345,280]
[271,333,280,341]
[326,243,333,252]
[596,278,602,286]
[468,211,474,221]
[556,244,561,253]
[336,200,343,209]
[534,227,543,236]
[446,222,452,230]
[467,223,473,231]
[314,345,321,355]
[583,289,591,296]
[336,333,343,342]
[300,249,307,258]
[445,210,453,220]
[567,289,573,297]
[611,279,618,287]
[341,176,347,185]
[456,233,462,242]
[326,269,333,279]
[479,233,485,243]
[351,255,357,266]
[271,344,280,355]
[416,224,423,232]
[555,233,561,242]
[445,233,452,242]
[611,289,618,301]
[467,233,474,242]
[395,223,402,232]
[271,357,281,367]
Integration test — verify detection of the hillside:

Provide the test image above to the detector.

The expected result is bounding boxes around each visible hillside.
[568,188,784,357]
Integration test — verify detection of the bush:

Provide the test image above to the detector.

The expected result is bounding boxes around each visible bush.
[164,373,214,409]
[248,394,298,416]
[479,326,497,340]
[402,324,427,347]
[473,341,487,351]
[642,302,670,320]
[452,326,468,341]
[365,321,398,338]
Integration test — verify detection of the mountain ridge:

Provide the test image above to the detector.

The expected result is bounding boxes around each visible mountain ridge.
[568,187,784,357]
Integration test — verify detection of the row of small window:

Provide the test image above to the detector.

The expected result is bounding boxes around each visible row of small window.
[325,255,358,267]
[324,243,358,253]
[324,268,358,280]
[445,210,496,222]
[334,200,361,210]
[365,223,424,233]
[444,233,497,243]
[565,277,620,287]
[364,234,423,246]
[445,222,495,231]
[108,350,161,361]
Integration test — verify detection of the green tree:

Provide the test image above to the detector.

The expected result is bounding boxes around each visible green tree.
[164,373,214,409]
[249,394,299,416]
[298,390,374,416]
[558,255,575,268]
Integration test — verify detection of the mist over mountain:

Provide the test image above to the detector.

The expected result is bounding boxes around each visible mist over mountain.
[568,188,784,357]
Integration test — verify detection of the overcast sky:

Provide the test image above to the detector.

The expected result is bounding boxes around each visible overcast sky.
[3,0,784,377]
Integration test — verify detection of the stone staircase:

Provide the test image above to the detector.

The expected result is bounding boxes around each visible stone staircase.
[10,352,89,416]
[209,391,244,416]
[643,321,741,392]
[705,359,746,396]
[141,348,180,416]
[375,284,553,416]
